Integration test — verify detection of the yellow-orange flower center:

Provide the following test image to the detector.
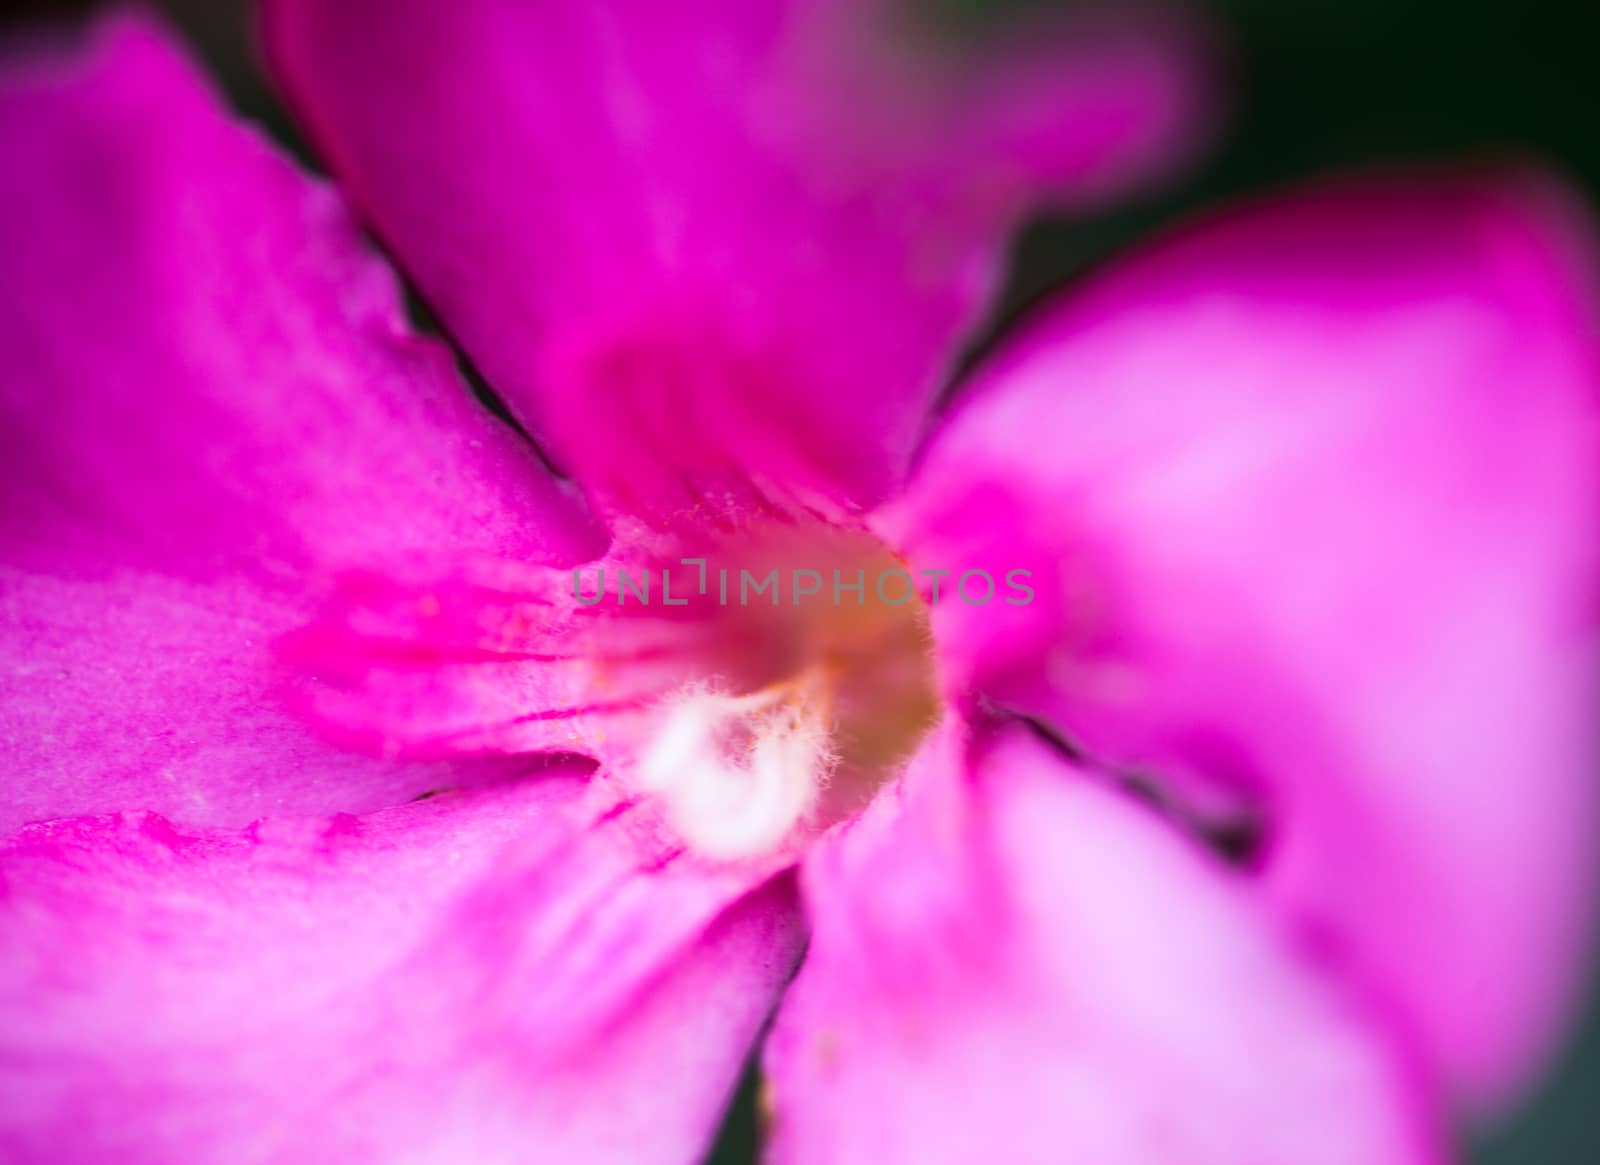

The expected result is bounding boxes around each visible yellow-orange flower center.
[606,523,941,859]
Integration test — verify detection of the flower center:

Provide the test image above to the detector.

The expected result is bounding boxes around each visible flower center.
[596,521,941,860]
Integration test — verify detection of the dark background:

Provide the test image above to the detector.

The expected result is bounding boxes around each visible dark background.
[5,1,1596,1161]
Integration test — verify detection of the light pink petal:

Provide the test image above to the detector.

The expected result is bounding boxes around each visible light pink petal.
[276,556,712,759]
[893,171,1600,1108]
[0,14,603,833]
[0,766,803,1165]
[764,728,1443,1165]
[262,0,1209,516]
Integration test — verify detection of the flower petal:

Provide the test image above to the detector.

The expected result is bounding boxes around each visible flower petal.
[893,170,1600,1107]
[0,767,802,1165]
[0,14,603,833]
[764,728,1442,1165]
[262,0,1209,516]
[276,556,712,760]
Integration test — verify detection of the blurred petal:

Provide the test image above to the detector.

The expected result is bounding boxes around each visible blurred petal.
[764,728,1441,1165]
[0,768,803,1165]
[0,14,602,833]
[893,170,1600,1106]
[779,1,1213,210]
[263,0,1209,515]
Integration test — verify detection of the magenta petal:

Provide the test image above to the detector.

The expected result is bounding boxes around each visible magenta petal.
[764,729,1442,1165]
[262,0,1207,514]
[0,15,603,832]
[895,171,1600,1107]
[0,769,802,1164]
[277,557,696,759]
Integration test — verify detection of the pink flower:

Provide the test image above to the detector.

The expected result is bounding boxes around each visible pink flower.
[1,5,1595,1164]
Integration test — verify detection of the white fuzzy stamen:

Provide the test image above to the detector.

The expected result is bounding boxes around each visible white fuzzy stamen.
[636,683,835,860]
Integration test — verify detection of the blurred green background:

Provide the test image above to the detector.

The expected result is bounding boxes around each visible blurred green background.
[5,0,1595,1161]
